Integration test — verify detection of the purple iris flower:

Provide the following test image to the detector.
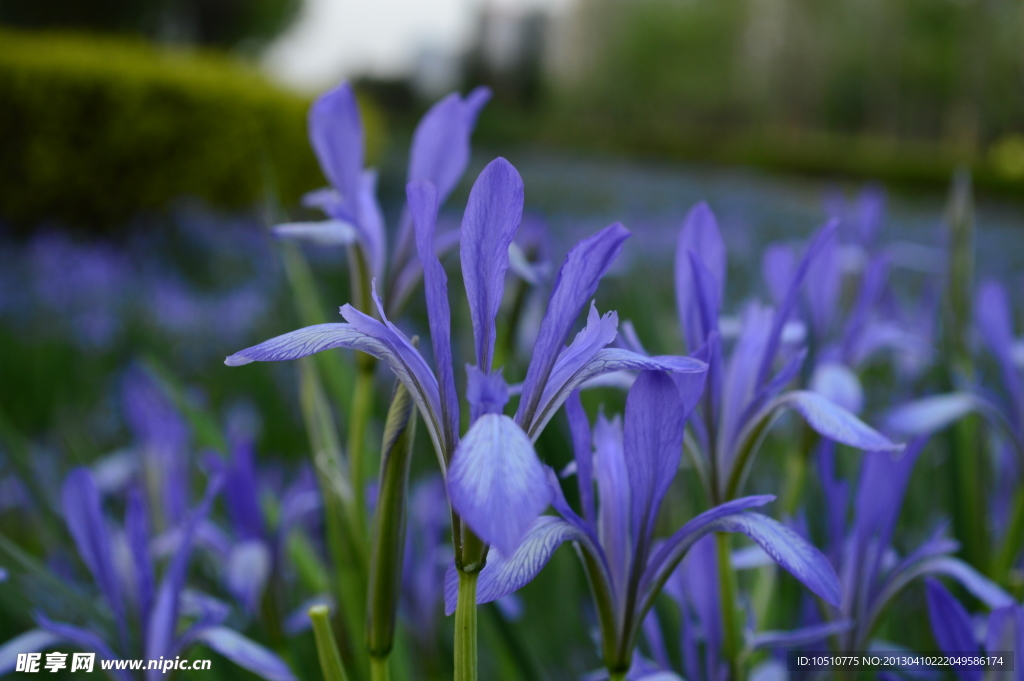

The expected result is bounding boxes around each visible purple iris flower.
[667,202,900,504]
[811,440,1012,654]
[273,81,491,316]
[440,372,841,676]
[227,158,705,555]
[0,468,296,681]
[925,579,1024,681]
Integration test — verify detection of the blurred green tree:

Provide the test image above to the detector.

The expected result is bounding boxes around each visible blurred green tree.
[0,0,300,50]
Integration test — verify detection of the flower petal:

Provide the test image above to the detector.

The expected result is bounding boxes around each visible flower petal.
[227,541,271,616]
[460,157,524,372]
[191,626,297,681]
[466,365,510,421]
[125,488,155,628]
[0,630,63,676]
[61,468,127,644]
[810,362,864,415]
[271,220,359,246]
[804,226,842,337]
[34,615,132,681]
[527,349,706,441]
[773,390,901,451]
[884,393,979,437]
[749,621,853,650]
[762,243,795,307]
[447,414,550,555]
[925,579,981,681]
[442,515,581,615]
[624,371,687,540]
[308,82,362,214]
[565,390,595,522]
[517,222,631,429]
[676,202,726,352]
[409,180,460,453]
[408,87,491,204]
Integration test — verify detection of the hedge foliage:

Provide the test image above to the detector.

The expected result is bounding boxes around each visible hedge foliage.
[0,30,384,231]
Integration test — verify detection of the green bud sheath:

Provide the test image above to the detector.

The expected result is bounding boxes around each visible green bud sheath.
[366,379,418,660]
[310,605,351,681]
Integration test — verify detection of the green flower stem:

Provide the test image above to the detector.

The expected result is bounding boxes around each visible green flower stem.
[310,605,351,681]
[995,485,1024,584]
[454,570,480,681]
[369,658,391,681]
[608,672,627,681]
[366,382,417,665]
[348,356,377,541]
[717,532,744,681]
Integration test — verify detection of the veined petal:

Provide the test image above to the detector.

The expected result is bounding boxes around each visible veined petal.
[409,180,460,453]
[884,393,979,437]
[190,627,297,681]
[61,468,127,644]
[226,319,445,461]
[810,362,865,415]
[442,516,582,615]
[461,157,524,372]
[676,203,726,352]
[642,496,775,599]
[517,223,631,429]
[767,391,901,452]
[527,349,706,441]
[447,414,550,555]
[308,82,363,212]
[925,579,981,681]
[271,220,359,246]
[409,87,491,203]
[624,372,686,541]
[594,412,632,598]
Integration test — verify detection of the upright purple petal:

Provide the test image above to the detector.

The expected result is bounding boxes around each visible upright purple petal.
[356,170,387,279]
[624,372,686,541]
[227,541,271,616]
[190,627,297,681]
[460,158,524,372]
[755,220,839,390]
[594,412,632,597]
[408,87,491,203]
[466,365,510,421]
[762,244,795,307]
[125,488,155,628]
[409,180,460,453]
[308,82,362,213]
[976,280,1024,425]
[146,476,221,677]
[566,391,595,523]
[516,223,631,428]
[224,430,266,542]
[61,468,127,646]
[924,579,981,681]
[685,535,722,681]
[676,203,726,352]
[447,414,550,555]
[442,516,582,615]
[986,606,1024,681]
[804,227,842,338]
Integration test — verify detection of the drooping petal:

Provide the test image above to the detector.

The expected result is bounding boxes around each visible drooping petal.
[190,627,297,681]
[766,391,901,452]
[447,414,550,555]
[623,371,686,541]
[526,349,706,441]
[442,515,582,615]
[710,513,841,606]
[565,390,595,523]
[308,82,363,214]
[225,319,445,460]
[809,362,865,415]
[271,220,359,246]
[924,579,981,681]
[408,87,492,204]
[676,203,726,352]
[34,615,132,681]
[409,180,460,453]
[460,157,524,372]
[0,630,64,676]
[516,223,631,429]
[642,495,776,598]
[884,393,980,437]
[61,468,127,645]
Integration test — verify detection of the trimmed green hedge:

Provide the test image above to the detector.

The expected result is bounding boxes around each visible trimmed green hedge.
[0,30,383,230]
